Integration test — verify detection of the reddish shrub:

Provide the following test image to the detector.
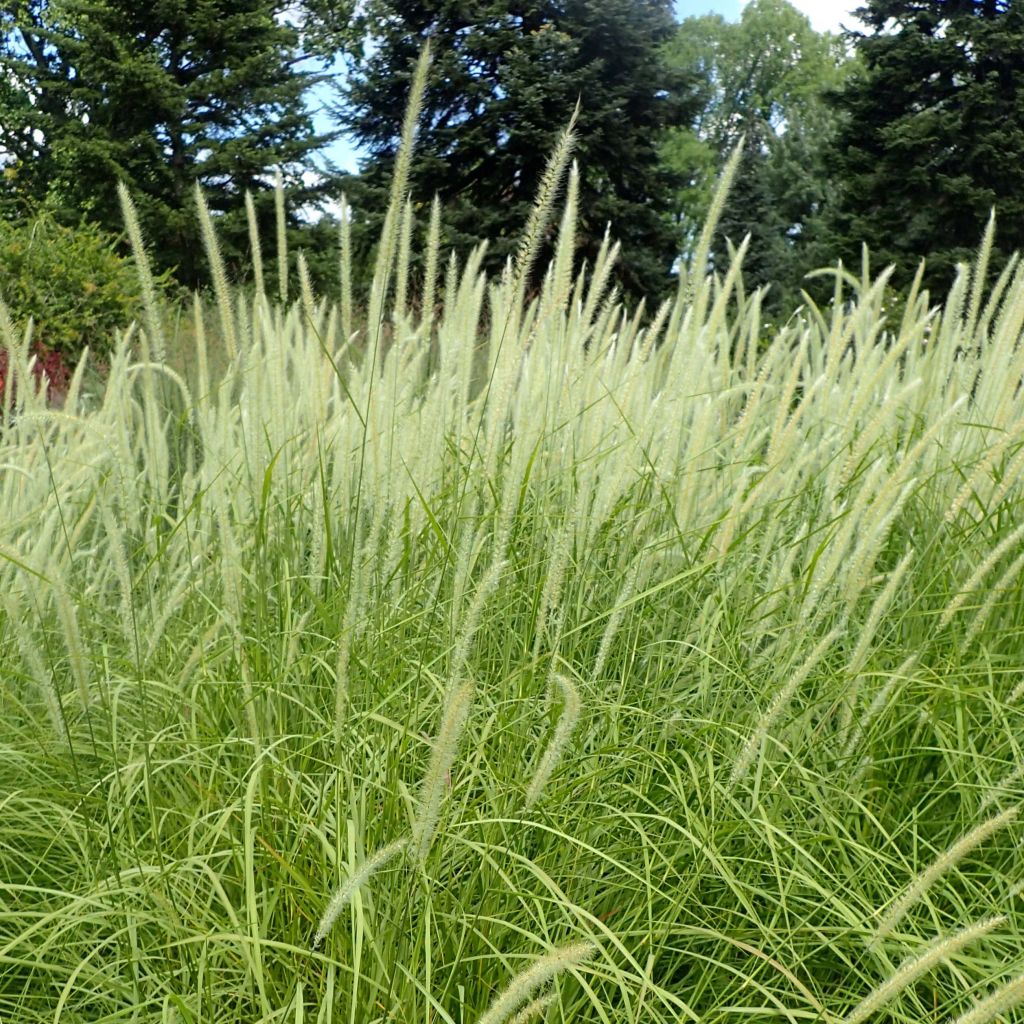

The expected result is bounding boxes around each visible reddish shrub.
[0,344,73,409]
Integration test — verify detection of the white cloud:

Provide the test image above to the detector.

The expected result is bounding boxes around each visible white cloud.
[742,0,866,33]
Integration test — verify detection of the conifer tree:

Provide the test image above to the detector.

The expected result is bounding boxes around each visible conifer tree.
[828,0,1024,294]
[335,0,700,302]
[0,0,338,287]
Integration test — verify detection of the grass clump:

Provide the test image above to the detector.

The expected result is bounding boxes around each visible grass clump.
[2,57,1024,1024]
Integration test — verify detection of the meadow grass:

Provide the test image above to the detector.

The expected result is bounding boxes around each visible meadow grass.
[2,68,1024,1024]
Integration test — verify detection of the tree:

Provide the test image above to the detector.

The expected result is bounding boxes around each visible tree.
[334,0,702,303]
[713,121,790,291]
[0,0,346,288]
[827,0,1024,295]
[661,0,852,308]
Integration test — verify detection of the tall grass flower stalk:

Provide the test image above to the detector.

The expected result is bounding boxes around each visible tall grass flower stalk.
[512,104,578,297]
[412,679,474,863]
[952,974,1024,1024]
[872,806,1019,945]
[450,557,507,682]
[313,839,408,948]
[117,183,165,361]
[730,628,840,789]
[847,548,915,676]
[366,44,431,337]
[244,190,265,297]
[275,168,288,302]
[508,993,556,1024]
[421,194,442,332]
[524,674,581,810]
[939,520,1024,630]
[843,655,918,764]
[49,570,89,713]
[591,557,641,683]
[195,185,238,360]
[476,942,597,1024]
[338,193,353,343]
[845,917,1005,1024]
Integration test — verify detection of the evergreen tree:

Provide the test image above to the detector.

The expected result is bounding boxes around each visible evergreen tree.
[828,0,1024,295]
[712,120,789,293]
[335,0,700,303]
[0,0,338,287]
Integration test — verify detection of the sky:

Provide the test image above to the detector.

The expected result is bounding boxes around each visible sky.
[319,0,864,172]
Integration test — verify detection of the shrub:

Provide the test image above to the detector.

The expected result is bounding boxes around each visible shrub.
[0,213,147,365]
[0,342,71,408]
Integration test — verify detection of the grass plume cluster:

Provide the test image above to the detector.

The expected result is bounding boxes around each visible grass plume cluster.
[2,60,1024,1024]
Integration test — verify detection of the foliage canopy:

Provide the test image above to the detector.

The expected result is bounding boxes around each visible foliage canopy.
[662,0,853,309]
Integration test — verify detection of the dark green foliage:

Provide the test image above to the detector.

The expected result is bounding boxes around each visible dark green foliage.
[0,213,147,362]
[827,0,1024,294]
[0,0,334,289]
[336,0,700,303]
[712,121,790,297]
